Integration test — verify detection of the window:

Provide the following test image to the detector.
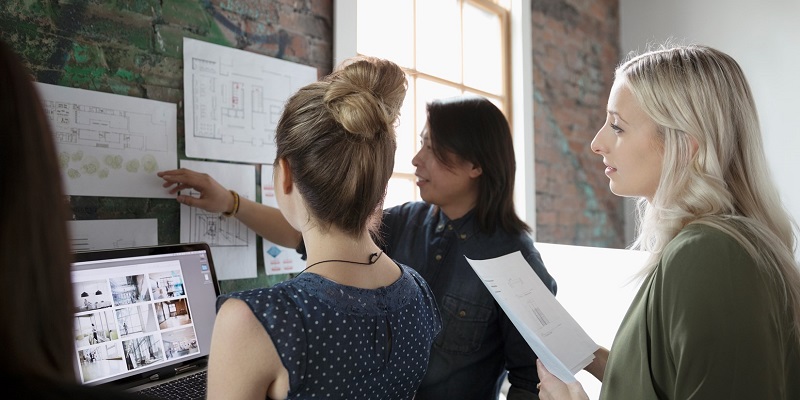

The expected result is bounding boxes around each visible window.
[335,0,535,228]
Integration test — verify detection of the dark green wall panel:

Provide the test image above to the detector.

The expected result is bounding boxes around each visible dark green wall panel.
[1,0,333,293]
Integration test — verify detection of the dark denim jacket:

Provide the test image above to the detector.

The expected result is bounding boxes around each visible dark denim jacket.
[381,202,557,400]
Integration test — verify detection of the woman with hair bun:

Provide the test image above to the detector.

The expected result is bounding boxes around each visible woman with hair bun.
[184,56,441,399]
[161,89,554,399]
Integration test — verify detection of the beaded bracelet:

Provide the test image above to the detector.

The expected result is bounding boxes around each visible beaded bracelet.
[222,190,240,217]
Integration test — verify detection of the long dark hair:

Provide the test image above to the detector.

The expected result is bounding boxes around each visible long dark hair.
[426,95,529,235]
[0,39,76,381]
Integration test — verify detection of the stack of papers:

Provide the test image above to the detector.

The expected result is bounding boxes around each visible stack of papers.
[466,251,599,383]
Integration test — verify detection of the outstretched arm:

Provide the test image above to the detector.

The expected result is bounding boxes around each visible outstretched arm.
[158,168,301,248]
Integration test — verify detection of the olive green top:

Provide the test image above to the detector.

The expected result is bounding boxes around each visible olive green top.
[601,223,800,399]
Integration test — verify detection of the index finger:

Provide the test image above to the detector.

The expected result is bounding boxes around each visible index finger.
[537,359,551,382]
[157,168,186,178]
[158,169,196,191]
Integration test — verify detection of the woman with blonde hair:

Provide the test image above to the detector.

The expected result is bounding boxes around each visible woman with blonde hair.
[537,44,800,399]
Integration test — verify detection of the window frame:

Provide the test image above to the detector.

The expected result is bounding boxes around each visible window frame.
[334,0,536,237]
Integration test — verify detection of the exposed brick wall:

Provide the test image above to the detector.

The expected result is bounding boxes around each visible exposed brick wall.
[0,0,333,291]
[0,0,332,96]
[530,0,626,248]
[0,0,626,290]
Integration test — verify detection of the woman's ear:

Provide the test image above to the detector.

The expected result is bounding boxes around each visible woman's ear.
[276,158,294,195]
[469,163,483,179]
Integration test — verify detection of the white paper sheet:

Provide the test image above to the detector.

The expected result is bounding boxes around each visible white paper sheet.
[68,219,158,251]
[179,160,257,280]
[259,165,307,275]
[36,83,177,198]
[534,242,648,399]
[466,251,599,383]
[182,38,317,164]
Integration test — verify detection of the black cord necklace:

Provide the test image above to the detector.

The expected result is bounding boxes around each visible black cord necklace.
[297,250,384,276]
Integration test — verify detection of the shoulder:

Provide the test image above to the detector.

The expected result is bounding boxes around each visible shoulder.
[654,223,767,310]
[471,230,544,268]
[221,282,302,307]
[216,297,264,332]
[665,223,743,253]
[660,223,753,278]
[383,201,433,222]
[473,225,535,248]
[208,299,285,399]
[396,263,442,325]
[398,263,433,292]
[217,282,310,323]
[212,297,278,364]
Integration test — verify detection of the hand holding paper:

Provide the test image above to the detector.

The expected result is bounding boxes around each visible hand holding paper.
[466,251,598,383]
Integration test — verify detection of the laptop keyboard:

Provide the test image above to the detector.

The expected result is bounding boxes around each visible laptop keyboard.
[136,370,207,400]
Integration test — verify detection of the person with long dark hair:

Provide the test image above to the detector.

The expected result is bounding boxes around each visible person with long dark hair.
[380,95,556,399]
[0,38,140,399]
[159,94,555,399]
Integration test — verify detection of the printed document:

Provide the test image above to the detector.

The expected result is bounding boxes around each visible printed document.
[178,159,257,280]
[36,83,177,198]
[466,251,599,383]
[182,38,317,164]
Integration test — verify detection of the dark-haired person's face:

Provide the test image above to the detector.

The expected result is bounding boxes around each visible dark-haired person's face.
[412,128,481,219]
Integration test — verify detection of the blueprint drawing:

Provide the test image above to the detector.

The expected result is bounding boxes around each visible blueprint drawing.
[183,38,317,164]
[36,83,178,198]
[179,159,257,280]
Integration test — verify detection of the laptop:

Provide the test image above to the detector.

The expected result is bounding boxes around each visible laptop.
[70,242,220,399]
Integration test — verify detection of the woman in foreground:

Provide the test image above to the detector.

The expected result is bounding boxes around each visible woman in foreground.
[537,44,800,399]
[199,56,441,399]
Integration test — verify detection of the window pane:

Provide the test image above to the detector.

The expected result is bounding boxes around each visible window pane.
[464,89,505,116]
[357,0,413,66]
[416,0,461,82]
[463,4,503,94]
[385,176,417,209]
[395,76,417,174]
[415,78,462,136]
[354,0,510,211]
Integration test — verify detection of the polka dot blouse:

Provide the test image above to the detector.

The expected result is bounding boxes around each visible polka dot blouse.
[218,263,442,399]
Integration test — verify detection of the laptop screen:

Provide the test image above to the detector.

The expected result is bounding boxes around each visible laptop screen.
[70,243,220,388]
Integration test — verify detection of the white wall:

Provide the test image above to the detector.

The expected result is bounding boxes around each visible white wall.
[534,242,649,400]
[620,0,800,260]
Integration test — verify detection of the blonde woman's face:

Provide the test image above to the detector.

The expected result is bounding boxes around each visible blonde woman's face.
[591,80,663,201]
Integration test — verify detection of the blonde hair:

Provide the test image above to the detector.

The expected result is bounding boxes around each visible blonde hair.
[620,44,800,339]
[275,56,406,236]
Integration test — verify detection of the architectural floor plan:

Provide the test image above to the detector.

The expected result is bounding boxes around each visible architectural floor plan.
[36,83,177,198]
[183,38,316,164]
[179,159,257,280]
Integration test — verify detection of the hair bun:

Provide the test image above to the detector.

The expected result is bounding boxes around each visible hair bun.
[324,57,407,140]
